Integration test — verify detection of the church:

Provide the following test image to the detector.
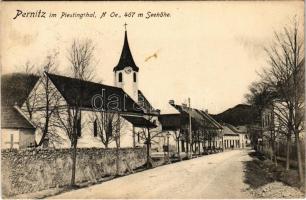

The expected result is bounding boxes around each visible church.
[22,27,163,149]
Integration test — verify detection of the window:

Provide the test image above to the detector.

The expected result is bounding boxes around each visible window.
[133,72,137,82]
[93,120,97,137]
[77,117,82,137]
[137,132,140,143]
[118,72,123,82]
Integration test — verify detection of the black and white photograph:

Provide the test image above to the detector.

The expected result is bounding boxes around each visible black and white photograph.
[0,1,305,199]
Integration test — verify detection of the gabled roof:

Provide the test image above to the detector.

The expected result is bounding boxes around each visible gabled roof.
[1,106,35,129]
[158,114,182,131]
[222,123,239,136]
[46,73,143,114]
[170,103,223,130]
[197,110,223,129]
[113,31,139,72]
[235,125,248,133]
[225,123,241,133]
[122,115,156,128]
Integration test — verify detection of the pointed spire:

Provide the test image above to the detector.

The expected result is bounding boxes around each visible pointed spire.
[113,27,139,72]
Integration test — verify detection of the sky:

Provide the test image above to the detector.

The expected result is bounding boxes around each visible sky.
[1,1,304,114]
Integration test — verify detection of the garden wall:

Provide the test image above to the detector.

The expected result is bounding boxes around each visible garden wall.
[1,147,146,197]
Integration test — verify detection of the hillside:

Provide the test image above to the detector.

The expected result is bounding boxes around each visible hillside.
[1,73,39,107]
[211,104,258,126]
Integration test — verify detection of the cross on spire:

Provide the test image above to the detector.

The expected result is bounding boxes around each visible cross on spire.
[124,22,128,31]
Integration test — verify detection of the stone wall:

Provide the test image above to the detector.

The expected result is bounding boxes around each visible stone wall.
[1,147,146,197]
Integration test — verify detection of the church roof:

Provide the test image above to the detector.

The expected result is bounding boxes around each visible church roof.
[46,73,143,114]
[138,90,155,113]
[113,31,139,72]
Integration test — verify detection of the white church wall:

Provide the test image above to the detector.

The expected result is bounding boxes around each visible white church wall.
[115,70,138,103]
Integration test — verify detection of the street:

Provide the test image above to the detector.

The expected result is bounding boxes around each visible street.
[50,149,253,199]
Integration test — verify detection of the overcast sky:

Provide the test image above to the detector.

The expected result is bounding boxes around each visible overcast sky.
[1,1,304,114]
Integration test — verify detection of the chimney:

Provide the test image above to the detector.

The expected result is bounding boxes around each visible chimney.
[169,100,175,105]
[205,109,208,114]
[155,109,161,115]
[182,103,187,108]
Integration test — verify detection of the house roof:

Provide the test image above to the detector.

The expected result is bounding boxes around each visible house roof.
[46,73,143,114]
[113,31,139,72]
[222,123,239,136]
[122,115,156,128]
[158,114,182,131]
[236,125,248,133]
[170,103,223,130]
[197,110,223,129]
[1,106,35,129]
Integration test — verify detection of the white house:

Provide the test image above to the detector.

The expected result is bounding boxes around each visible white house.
[1,106,36,149]
[222,123,249,149]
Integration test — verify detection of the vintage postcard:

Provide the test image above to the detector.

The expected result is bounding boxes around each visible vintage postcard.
[0,1,305,199]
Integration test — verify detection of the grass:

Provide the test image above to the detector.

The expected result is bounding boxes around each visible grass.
[243,151,305,192]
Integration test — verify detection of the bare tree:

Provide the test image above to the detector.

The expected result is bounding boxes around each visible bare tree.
[173,130,182,160]
[36,54,62,147]
[92,110,127,175]
[55,39,95,187]
[23,61,38,120]
[261,19,304,183]
[21,53,63,147]
[94,111,117,148]
[137,117,160,169]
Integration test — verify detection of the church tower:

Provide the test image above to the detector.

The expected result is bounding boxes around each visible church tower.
[113,25,139,102]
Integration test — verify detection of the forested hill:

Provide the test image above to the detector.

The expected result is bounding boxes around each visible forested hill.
[211,104,258,126]
[1,73,39,107]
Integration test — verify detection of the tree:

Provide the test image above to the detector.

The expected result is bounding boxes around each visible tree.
[92,111,126,175]
[23,61,38,120]
[20,53,63,147]
[94,111,117,148]
[245,81,272,150]
[173,129,182,160]
[137,117,160,169]
[55,39,95,186]
[261,19,304,183]
[35,53,61,147]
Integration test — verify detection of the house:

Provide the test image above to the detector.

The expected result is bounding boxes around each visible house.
[236,125,251,147]
[221,123,242,149]
[158,101,223,155]
[1,106,36,149]
[21,28,160,148]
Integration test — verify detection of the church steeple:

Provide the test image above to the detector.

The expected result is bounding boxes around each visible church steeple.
[113,28,139,72]
[113,25,139,102]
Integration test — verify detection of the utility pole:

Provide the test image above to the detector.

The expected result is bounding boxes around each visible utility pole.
[188,97,192,159]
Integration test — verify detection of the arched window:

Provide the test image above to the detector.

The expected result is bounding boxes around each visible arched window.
[118,72,123,82]
[93,119,97,137]
[133,72,137,82]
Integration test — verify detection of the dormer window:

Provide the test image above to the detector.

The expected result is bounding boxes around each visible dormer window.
[133,72,137,82]
[118,72,123,82]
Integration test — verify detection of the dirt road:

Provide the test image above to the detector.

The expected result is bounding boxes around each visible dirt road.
[50,149,252,199]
